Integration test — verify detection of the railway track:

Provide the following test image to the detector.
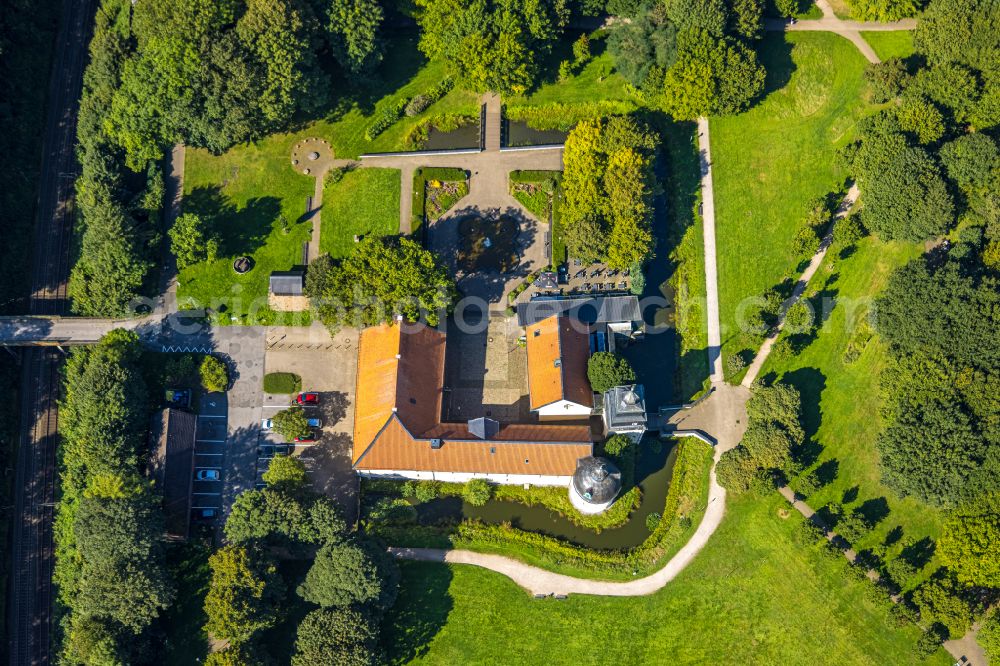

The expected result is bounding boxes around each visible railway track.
[9,349,60,666]
[9,0,95,664]
[29,0,92,316]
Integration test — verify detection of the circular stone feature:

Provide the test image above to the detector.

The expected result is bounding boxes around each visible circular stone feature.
[233,256,254,274]
[290,137,335,176]
[456,215,519,273]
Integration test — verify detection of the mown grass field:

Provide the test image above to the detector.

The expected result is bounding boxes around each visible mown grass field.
[383,493,951,665]
[861,31,916,61]
[320,168,400,258]
[759,235,944,586]
[180,141,314,325]
[711,32,870,372]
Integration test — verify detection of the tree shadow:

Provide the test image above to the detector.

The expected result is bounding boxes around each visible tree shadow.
[900,536,936,568]
[814,459,839,485]
[856,496,890,525]
[758,33,796,100]
[780,366,826,464]
[841,485,860,504]
[883,525,904,546]
[383,561,455,665]
[184,185,283,258]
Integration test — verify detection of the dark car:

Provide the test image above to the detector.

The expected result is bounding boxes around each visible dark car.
[294,432,317,443]
[295,392,320,405]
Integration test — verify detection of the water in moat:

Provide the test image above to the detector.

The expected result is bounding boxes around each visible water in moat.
[421,121,568,151]
[415,443,679,550]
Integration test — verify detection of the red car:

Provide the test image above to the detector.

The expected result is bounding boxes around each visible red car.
[295,392,320,405]
[294,432,317,443]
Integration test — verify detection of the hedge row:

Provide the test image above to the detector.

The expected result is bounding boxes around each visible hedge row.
[263,372,301,394]
[365,98,408,141]
[506,100,638,131]
[366,77,455,141]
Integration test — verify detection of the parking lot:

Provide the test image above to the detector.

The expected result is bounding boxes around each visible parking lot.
[260,327,360,522]
[191,392,227,517]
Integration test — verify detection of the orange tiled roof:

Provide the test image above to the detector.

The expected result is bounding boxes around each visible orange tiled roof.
[354,416,592,476]
[526,315,593,411]
[352,321,593,476]
[352,321,446,464]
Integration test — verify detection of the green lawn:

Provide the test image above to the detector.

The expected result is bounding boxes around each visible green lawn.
[760,236,944,586]
[861,31,916,61]
[180,141,315,325]
[320,168,400,258]
[384,493,951,665]
[711,32,870,373]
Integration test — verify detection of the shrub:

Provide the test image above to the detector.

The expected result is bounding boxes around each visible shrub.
[462,479,492,506]
[365,98,408,141]
[865,58,909,103]
[645,512,661,531]
[912,627,946,659]
[980,609,1000,663]
[199,355,229,392]
[887,601,919,628]
[558,60,573,82]
[573,34,591,63]
[792,222,821,257]
[414,481,441,503]
[263,372,301,395]
[725,352,746,376]
[883,555,917,587]
[792,517,826,545]
[405,94,432,117]
[603,434,631,457]
[835,212,867,247]
[587,352,637,392]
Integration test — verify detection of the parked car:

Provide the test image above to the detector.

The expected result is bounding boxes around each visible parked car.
[261,418,273,430]
[295,392,320,405]
[258,444,291,458]
[294,432,317,443]
[196,469,221,481]
[193,508,218,521]
[306,417,323,428]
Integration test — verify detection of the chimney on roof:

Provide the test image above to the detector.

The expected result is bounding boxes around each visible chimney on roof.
[430,438,442,449]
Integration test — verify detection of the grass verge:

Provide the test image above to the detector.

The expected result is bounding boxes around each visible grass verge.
[509,170,564,264]
[860,31,916,61]
[412,167,469,238]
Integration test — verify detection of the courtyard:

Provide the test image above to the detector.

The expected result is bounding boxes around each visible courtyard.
[441,311,532,423]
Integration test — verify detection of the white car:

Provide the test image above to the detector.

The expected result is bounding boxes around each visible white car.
[196,469,221,481]
[261,418,273,430]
